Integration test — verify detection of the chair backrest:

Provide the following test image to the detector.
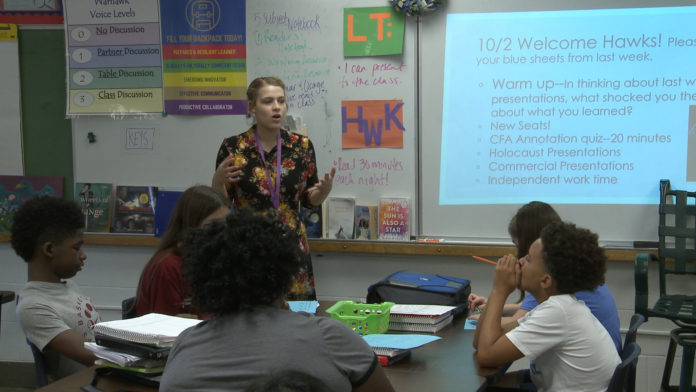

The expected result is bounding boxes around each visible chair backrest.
[607,342,641,392]
[656,179,696,296]
[122,296,136,319]
[26,339,49,388]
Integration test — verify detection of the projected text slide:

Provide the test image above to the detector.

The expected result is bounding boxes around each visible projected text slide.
[441,7,696,205]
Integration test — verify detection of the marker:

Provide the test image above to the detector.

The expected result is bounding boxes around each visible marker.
[417,238,444,243]
[472,255,497,266]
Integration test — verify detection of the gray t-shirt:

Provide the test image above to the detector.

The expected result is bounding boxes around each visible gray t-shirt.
[16,280,101,381]
[160,306,378,392]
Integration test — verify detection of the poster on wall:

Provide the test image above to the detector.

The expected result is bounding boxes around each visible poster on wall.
[344,6,404,57]
[0,175,63,233]
[160,0,247,115]
[0,0,63,24]
[62,0,163,115]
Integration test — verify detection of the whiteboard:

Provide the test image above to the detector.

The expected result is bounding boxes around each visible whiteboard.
[419,0,695,245]
[72,0,418,229]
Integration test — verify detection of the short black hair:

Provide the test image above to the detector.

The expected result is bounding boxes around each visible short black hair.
[244,370,332,392]
[540,221,606,294]
[11,196,84,262]
[182,208,301,314]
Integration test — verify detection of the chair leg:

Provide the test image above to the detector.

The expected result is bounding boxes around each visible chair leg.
[662,336,678,392]
[678,345,694,392]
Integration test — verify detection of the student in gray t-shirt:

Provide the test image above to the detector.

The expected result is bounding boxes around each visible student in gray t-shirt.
[12,196,100,382]
[160,208,394,392]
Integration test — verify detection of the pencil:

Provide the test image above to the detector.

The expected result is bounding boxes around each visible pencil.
[472,255,497,266]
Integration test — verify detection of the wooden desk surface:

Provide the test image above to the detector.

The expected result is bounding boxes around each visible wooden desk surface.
[37,302,494,392]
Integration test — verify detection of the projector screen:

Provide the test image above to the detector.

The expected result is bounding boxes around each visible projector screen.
[419,0,696,245]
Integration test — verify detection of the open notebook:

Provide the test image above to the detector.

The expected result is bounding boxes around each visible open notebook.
[93,313,202,347]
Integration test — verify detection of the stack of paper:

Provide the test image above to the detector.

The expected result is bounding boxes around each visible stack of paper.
[362,333,441,366]
[388,304,457,333]
[86,313,202,382]
[94,313,201,347]
[85,343,165,371]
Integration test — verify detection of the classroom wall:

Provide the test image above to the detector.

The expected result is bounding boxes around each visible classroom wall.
[1,243,694,391]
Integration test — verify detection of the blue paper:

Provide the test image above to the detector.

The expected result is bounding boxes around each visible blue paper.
[362,334,440,350]
[288,301,319,314]
[464,318,478,330]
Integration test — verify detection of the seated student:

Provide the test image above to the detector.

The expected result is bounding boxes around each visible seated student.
[467,201,622,352]
[160,209,395,392]
[244,369,333,392]
[134,185,229,317]
[474,221,620,391]
[12,196,101,381]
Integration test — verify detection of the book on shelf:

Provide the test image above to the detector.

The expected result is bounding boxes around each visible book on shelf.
[326,197,355,239]
[94,334,170,360]
[300,203,323,239]
[389,313,454,333]
[75,182,113,233]
[354,204,378,240]
[93,313,201,347]
[112,185,158,234]
[154,189,183,237]
[378,197,410,241]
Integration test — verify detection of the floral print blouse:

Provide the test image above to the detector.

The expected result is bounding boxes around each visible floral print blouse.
[215,126,318,299]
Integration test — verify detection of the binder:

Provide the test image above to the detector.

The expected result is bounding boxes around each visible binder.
[94,334,170,360]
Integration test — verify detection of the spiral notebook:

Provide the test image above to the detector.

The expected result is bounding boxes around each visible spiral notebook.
[389,314,454,333]
[93,313,202,347]
[388,304,456,332]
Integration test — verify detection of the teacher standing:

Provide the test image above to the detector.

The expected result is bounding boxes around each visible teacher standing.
[212,76,335,300]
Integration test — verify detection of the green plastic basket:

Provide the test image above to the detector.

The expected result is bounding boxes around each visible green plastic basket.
[326,300,394,336]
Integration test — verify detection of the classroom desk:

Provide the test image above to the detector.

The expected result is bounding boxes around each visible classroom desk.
[36,302,496,392]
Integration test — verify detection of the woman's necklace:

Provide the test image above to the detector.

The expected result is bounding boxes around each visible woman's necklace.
[254,129,282,210]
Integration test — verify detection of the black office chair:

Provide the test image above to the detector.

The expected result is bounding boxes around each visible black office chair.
[622,314,645,392]
[623,314,645,351]
[635,179,696,391]
[607,342,641,392]
[26,339,49,388]
[121,296,136,319]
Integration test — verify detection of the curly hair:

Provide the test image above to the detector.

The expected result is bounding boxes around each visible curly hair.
[508,201,561,258]
[540,221,606,294]
[11,196,84,262]
[182,208,301,314]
